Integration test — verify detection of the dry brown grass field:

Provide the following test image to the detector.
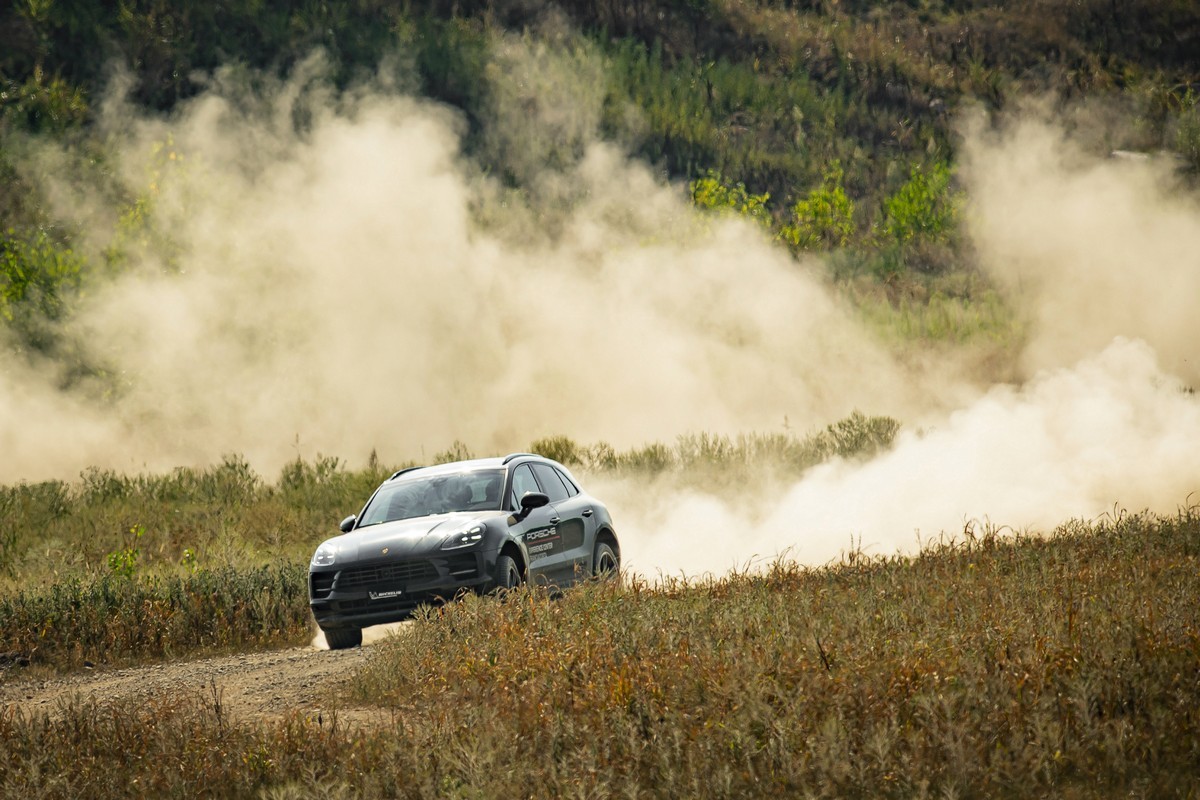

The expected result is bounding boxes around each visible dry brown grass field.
[2,466,1197,797]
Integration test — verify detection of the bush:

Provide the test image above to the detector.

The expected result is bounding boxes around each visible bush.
[881,161,959,244]
[0,228,85,328]
[0,68,88,134]
[689,169,773,228]
[528,435,583,466]
[782,161,855,249]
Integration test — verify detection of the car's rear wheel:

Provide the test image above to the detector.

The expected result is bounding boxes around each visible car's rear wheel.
[494,553,523,591]
[594,541,619,578]
[323,627,362,650]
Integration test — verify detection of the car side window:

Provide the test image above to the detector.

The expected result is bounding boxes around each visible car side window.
[554,468,580,497]
[531,463,570,503]
[510,464,540,509]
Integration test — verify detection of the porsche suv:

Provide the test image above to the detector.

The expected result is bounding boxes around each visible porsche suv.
[308,453,620,649]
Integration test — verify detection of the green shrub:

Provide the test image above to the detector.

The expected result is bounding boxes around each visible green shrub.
[689,169,773,228]
[882,161,959,244]
[432,440,473,464]
[811,410,900,460]
[0,227,85,326]
[0,421,906,586]
[782,161,856,249]
[528,435,583,466]
[617,441,676,473]
[0,68,88,133]
[105,524,145,580]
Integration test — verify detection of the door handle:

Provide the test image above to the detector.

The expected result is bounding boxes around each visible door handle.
[549,517,560,524]
[582,508,594,517]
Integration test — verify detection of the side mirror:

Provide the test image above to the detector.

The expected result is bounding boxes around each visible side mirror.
[519,492,550,512]
[339,515,357,533]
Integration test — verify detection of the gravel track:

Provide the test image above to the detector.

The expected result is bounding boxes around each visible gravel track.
[0,641,383,725]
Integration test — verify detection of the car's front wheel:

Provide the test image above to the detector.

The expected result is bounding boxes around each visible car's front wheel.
[323,627,362,650]
[494,553,523,591]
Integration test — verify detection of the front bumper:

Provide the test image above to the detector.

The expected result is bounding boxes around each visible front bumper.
[309,549,495,629]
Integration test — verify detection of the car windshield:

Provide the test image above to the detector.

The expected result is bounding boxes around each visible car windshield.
[357,469,506,527]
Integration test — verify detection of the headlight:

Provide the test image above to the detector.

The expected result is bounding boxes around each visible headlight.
[311,541,339,567]
[441,523,485,550]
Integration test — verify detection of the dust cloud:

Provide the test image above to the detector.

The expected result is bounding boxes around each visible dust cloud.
[3,38,1198,578]
[962,110,1200,386]
[615,338,1199,577]
[615,106,1200,577]
[4,48,960,483]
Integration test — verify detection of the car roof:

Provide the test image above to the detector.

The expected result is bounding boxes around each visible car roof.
[384,454,554,483]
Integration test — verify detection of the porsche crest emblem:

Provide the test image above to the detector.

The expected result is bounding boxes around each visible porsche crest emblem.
[381,547,389,555]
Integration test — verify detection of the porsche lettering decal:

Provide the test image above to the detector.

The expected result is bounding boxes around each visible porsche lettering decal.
[525,527,560,543]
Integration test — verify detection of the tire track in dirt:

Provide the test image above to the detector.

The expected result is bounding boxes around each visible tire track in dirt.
[0,640,386,726]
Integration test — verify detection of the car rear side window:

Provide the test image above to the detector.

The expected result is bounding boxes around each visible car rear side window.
[555,468,580,497]
[511,464,540,509]
[531,463,570,503]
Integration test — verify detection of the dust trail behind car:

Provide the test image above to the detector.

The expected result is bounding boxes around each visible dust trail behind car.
[1,47,1197,580]
[604,340,1200,579]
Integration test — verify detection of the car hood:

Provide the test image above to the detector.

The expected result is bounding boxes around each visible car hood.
[326,511,499,562]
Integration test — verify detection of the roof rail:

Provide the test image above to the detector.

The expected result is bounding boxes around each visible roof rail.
[388,466,424,480]
[502,452,539,464]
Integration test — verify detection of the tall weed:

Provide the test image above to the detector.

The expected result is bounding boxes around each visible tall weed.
[0,563,309,671]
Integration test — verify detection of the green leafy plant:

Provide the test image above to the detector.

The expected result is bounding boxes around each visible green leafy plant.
[689,170,773,228]
[101,136,187,275]
[782,161,855,249]
[0,67,89,133]
[0,228,85,324]
[106,523,145,579]
[882,162,959,244]
[181,547,198,574]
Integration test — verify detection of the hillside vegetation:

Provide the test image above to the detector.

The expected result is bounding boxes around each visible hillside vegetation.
[2,0,1199,367]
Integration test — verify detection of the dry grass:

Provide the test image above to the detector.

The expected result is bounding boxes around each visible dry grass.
[345,507,1200,798]
[4,506,1196,798]
[0,564,310,673]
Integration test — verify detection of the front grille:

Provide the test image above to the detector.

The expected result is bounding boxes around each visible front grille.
[337,560,438,590]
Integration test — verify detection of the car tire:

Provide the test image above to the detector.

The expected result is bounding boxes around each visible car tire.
[593,541,619,579]
[323,627,363,650]
[494,553,523,591]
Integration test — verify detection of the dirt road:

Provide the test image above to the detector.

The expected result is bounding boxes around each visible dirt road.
[0,625,408,725]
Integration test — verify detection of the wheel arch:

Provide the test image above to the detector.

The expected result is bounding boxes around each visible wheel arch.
[595,527,620,563]
[499,541,527,578]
